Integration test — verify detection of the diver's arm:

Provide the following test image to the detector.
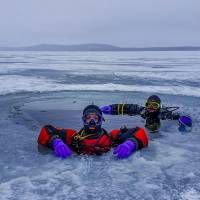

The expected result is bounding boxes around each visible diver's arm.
[110,127,148,159]
[37,125,75,158]
[159,109,180,120]
[126,127,148,149]
[170,112,180,120]
[110,127,148,149]
[37,125,68,148]
[109,104,144,116]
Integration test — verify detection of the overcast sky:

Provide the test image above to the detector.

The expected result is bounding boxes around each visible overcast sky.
[0,0,200,47]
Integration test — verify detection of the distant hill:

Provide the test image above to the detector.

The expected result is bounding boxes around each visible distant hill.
[1,44,200,51]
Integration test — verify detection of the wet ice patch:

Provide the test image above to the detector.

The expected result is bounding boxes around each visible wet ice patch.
[0,177,38,200]
[0,75,200,97]
[180,189,200,200]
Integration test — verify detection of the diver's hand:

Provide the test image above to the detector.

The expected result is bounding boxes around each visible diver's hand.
[178,115,192,132]
[52,139,72,158]
[100,105,112,114]
[113,140,136,159]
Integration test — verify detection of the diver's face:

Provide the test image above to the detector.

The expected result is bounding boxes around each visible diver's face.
[85,113,99,123]
[146,107,158,113]
[85,113,100,130]
[145,101,160,113]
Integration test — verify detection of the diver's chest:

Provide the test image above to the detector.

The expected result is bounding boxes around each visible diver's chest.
[81,135,111,154]
[82,135,110,147]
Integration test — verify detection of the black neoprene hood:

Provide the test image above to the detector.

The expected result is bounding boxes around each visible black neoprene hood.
[83,105,102,117]
[147,95,161,104]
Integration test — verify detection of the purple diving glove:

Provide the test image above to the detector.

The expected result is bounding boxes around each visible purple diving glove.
[100,105,112,114]
[52,138,72,159]
[113,140,136,159]
[178,115,192,132]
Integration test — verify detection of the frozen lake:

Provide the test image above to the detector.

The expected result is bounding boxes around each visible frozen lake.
[0,51,200,200]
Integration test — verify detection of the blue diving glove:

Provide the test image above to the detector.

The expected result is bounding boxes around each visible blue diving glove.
[100,105,112,114]
[178,115,192,132]
[113,140,136,159]
[52,138,72,159]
